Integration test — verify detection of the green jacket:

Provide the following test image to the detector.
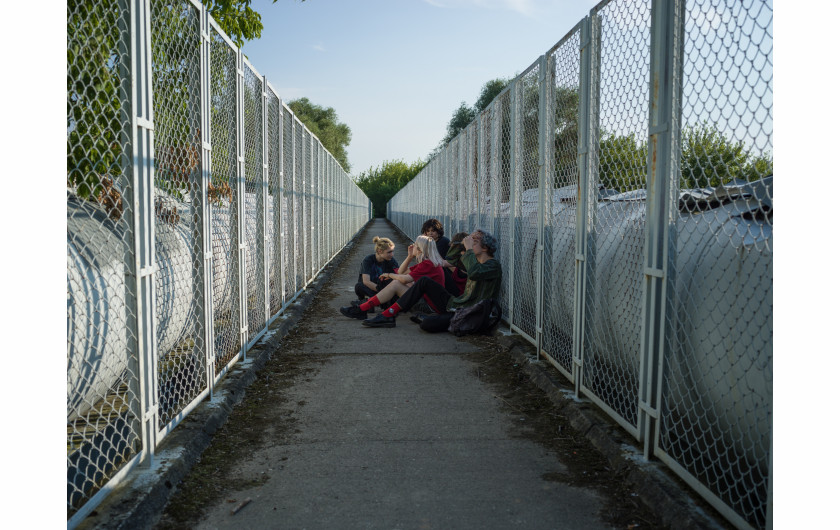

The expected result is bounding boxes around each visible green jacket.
[446,250,502,311]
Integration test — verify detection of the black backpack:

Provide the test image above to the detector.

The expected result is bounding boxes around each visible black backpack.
[447,299,502,337]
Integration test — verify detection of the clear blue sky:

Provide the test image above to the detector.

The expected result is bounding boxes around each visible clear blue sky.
[240,0,601,175]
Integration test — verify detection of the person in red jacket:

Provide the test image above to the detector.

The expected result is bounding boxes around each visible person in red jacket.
[340,235,447,318]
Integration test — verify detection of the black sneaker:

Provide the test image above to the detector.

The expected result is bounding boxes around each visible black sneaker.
[410,313,429,325]
[362,314,396,328]
[350,299,363,307]
[340,305,367,319]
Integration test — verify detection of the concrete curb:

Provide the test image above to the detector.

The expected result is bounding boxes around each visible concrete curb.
[496,334,728,530]
[77,221,373,530]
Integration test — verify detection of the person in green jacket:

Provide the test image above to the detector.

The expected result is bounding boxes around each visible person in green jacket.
[361,228,502,329]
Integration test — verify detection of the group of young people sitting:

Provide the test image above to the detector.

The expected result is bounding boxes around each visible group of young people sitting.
[340,218,502,332]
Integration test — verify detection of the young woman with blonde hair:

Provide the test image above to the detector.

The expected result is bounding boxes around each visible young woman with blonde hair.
[354,236,399,301]
[341,235,446,319]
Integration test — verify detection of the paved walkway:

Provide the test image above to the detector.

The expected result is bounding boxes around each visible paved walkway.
[177,218,613,529]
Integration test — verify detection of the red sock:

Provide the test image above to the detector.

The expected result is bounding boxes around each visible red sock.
[360,295,380,312]
[383,303,402,317]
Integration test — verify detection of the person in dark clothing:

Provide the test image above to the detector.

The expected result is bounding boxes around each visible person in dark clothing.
[421,218,450,260]
[360,228,502,330]
[354,236,399,301]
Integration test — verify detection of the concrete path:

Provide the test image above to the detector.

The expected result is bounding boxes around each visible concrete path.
[179,219,614,529]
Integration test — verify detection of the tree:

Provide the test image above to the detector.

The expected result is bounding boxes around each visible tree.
[474,78,510,114]
[288,97,353,172]
[680,122,772,189]
[442,103,476,147]
[356,159,427,217]
[435,77,512,154]
[67,0,305,213]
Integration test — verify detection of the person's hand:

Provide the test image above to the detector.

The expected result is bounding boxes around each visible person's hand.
[407,244,415,255]
[462,235,474,251]
[379,273,391,281]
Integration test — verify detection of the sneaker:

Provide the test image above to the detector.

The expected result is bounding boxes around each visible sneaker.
[362,314,396,328]
[340,305,368,319]
[410,313,429,325]
[350,299,363,307]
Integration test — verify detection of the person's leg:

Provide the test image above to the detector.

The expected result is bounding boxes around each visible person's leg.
[359,279,409,312]
[443,268,460,297]
[419,312,454,333]
[385,277,451,317]
[355,282,377,300]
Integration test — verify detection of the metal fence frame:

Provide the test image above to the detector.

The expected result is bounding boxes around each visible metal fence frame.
[66,0,369,525]
[388,1,772,528]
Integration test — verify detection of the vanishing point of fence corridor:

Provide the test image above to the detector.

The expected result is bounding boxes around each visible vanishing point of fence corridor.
[67,0,772,529]
[388,1,771,530]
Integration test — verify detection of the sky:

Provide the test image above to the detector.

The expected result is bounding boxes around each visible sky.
[239,0,601,175]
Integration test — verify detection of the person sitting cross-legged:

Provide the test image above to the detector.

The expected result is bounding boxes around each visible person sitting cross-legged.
[361,228,502,329]
[340,234,447,320]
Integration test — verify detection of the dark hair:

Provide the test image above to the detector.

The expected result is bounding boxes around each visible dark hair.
[421,218,444,238]
[473,228,497,257]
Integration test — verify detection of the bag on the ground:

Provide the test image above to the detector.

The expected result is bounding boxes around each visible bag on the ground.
[447,299,502,337]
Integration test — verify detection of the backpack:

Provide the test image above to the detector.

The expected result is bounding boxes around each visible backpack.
[447,299,502,337]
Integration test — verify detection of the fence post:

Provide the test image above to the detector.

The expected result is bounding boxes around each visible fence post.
[310,135,316,280]
[489,99,500,243]
[573,14,598,398]
[477,116,485,229]
[640,0,683,460]
[534,53,550,360]
[507,79,519,323]
[262,78,270,328]
[235,50,248,360]
[129,0,159,466]
[278,104,286,309]
[199,5,216,392]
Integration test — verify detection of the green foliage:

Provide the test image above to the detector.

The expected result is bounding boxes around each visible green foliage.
[288,97,353,172]
[67,0,132,200]
[208,0,305,48]
[435,77,511,155]
[356,159,427,217]
[596,123,774,192]
[680,122,773,188]
[598,133,648,192]
[474,78,510,114]
[442,103,476,146]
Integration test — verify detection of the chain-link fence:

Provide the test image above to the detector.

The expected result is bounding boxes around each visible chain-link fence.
[66,0,370,524]
[388,1,772,528]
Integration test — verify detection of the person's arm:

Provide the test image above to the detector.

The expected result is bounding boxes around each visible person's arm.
[461,251,502,280]
[361,273,377,290]
[380,271,413,285]
[397,245,414,274]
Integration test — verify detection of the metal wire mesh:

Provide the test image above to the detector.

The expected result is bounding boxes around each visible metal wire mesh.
[67,0,141,515]
[386,2,772,527]
[150,0,207,428]
[510,63,541,341]
[267,90,283,315]
[294,121,306,290]
[494,90,512,321]
[579,0,651,434]
[209,27,241,371]
[68,4,369,521]
[282,108,297,298]
[656,1,773,527]
[243,63,266,344]
[541,30,581,378]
